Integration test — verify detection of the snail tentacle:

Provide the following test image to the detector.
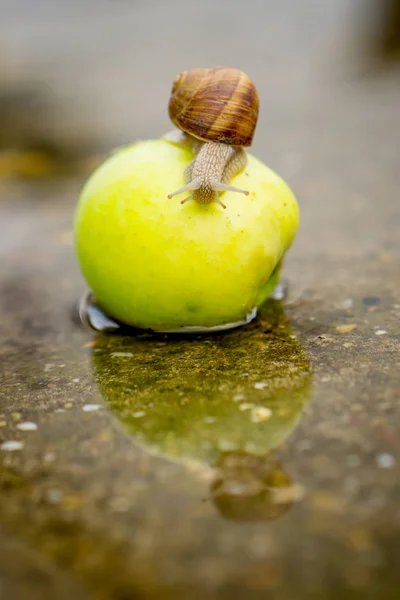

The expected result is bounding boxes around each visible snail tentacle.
[210,179,249,196]
[167,177,201,199]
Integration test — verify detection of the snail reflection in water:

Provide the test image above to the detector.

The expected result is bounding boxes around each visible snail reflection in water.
[89,300,311,521]
[210,452,297,522]
[165,67,259,209]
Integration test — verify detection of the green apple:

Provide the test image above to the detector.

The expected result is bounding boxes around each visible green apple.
[74,138,299,331]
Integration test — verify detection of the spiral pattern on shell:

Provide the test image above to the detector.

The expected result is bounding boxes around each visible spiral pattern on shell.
[168,67,259,147]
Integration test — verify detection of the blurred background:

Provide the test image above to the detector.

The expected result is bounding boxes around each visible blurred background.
[0,4,399,598]
[0,0,399,176]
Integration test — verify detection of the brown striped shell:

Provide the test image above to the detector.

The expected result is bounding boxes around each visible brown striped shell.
[168,67,259,147]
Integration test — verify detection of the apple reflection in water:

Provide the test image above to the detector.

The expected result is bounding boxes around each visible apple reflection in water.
[87,300,311,522]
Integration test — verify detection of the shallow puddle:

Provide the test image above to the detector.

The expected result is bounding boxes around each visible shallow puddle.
[90,301,311,467]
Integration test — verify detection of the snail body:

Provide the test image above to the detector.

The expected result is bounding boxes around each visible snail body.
[166,67,259,208]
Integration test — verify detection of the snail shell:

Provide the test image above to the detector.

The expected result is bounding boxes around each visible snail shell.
[168,67,259,147]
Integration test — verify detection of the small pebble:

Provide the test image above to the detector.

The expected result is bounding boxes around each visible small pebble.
[0,440,24,451]
[43,452,56,463]
[111,352,133,358]
[250,406,273,422]
[0,421,6,427]
[321,376,331,383]
[336,324,357,334]
[375,330,388,336]
[376,453,396,469]
[16,422,37,431]
[82,404,101,412]
[72,378,80,383]
[363,296,380,307]
[336,298,354,310]
[254,382,269,390]
[46,488,64,504]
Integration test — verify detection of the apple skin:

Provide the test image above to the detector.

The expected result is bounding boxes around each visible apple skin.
[74,138,299,331]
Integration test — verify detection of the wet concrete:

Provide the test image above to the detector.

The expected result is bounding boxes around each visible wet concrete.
[1,1,400,599]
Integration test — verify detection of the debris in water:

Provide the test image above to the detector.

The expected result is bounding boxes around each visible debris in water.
[43,452,56,463]
[0,440,24,451]
[82,404,101,412]
[132,411,146,418]
[376,453,396,469]
[250,406,273,422]
[16,422,38,431]
[254,382,269,390]
[232,394,245,402]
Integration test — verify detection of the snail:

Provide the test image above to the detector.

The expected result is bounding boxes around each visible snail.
[165,67,259,209]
